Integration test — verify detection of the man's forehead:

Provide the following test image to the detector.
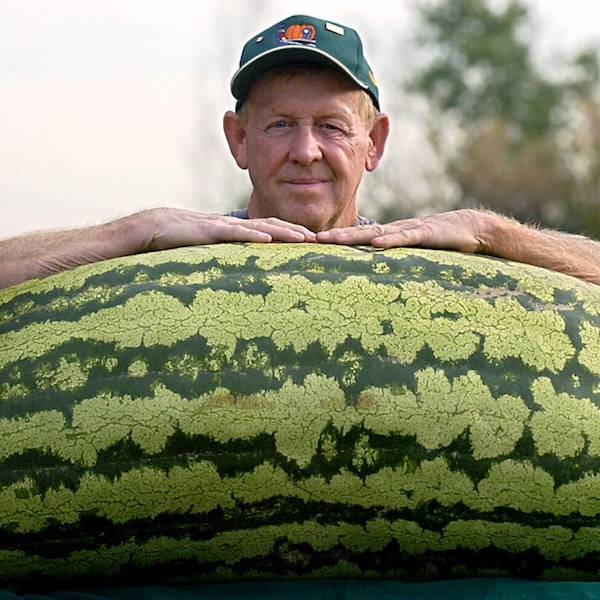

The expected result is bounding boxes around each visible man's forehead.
[247,66,365,106]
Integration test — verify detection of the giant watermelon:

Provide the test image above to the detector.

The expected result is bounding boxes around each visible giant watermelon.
[1,242,600,591]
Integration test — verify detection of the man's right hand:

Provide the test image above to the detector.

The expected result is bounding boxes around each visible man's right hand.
[143,208,316,251]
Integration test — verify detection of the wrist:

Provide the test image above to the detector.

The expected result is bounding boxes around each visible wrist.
[108,209,162,255]
[475,210,523,258]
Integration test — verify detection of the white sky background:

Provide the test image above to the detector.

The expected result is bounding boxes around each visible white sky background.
[1,0,599,238]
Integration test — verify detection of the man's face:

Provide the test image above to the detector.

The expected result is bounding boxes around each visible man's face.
[228,70,384,232]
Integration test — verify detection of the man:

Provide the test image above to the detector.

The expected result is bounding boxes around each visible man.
[1,14,600,290]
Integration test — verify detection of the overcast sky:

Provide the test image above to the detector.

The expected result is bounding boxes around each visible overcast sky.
[1,0,599,238]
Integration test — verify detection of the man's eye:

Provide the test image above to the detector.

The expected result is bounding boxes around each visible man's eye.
[321,122,345,134]
[272,121,289,129]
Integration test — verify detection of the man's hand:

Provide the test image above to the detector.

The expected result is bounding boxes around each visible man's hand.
[316,209,489,253]
[144,208,316,251]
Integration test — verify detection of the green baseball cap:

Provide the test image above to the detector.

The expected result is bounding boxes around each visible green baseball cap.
[231,15,380,110]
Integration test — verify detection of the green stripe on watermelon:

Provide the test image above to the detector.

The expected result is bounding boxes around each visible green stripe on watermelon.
[1,243,600,590]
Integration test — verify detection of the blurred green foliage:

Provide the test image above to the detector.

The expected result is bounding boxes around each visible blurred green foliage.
[403,0,600,237]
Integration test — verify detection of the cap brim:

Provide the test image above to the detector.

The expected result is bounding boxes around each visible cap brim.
[230,45,369,103]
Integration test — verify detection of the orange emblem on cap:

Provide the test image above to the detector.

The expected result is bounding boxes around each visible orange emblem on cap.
[278,23,316,44]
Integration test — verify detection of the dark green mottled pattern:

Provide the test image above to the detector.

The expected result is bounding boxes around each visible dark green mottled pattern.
[1,243,600,591]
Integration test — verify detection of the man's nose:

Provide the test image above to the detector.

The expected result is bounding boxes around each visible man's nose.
[288,126,323,164]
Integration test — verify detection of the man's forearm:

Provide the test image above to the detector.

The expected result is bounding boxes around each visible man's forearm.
[481,214,600,285]
[0,212,151,290]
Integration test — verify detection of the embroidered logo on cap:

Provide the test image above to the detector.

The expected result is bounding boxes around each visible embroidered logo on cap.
[277,23,317,46]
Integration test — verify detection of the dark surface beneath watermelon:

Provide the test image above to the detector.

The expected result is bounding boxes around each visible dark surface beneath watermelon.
[4,579,600,600]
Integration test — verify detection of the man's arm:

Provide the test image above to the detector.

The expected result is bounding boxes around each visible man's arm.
[316,209,600,285]
[0,207,316,290]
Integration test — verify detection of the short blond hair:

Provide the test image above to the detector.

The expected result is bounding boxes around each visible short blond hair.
[238,64,378,128]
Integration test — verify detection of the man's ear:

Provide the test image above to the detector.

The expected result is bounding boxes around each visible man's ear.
[223,110,248,170]
[365,113,390,172]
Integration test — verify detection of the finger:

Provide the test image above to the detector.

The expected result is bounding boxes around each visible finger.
[226,217,317,242]
[211,224,274,243]
[370,227,427,248]
[255,222,317,242]
[316,226,382,244]
[246,225,314,243]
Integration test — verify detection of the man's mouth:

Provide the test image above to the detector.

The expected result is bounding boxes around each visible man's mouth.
[284,177,328,187]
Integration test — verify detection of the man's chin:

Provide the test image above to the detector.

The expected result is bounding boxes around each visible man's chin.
[288,214,330,233]
[249,197,351,232]
[279,203,345,233]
